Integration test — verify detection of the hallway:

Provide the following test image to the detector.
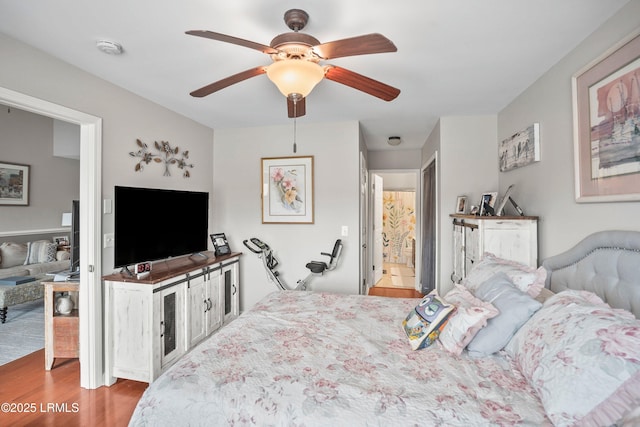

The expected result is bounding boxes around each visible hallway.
[376,262,415,289]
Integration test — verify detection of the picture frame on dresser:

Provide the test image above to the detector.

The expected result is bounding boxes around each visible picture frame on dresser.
[0,161,30,206]
[455,196,467,214]
[479,192,497,216]
[572,29,640,202]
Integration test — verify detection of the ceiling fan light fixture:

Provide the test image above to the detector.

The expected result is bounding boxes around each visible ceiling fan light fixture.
[388,136,402,146]
[266,59,324,98]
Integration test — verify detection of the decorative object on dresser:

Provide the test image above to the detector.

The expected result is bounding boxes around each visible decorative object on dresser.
[104,252,240,384]
[261,156,314,224]
[210,233,230,256]
[455,195,467,214]
[0,161,30,206]
[450,214,538,284]
[129,139,194,178]
[572,29,640,202]
[499,123,540,172]
[478,191,498,216]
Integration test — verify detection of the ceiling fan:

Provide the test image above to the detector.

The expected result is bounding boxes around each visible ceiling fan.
[186,9,400,118]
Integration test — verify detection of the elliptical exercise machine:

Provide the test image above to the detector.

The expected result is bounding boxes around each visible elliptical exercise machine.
[243,238,343,291]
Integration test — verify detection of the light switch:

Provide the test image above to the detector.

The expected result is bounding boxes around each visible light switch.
[341,226,349,237]
[103,199,112,214]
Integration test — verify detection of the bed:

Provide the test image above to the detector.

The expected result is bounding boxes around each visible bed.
[129,231,640,426]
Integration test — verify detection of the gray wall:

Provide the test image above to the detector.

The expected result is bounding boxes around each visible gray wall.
[0,33,215,273]
[0,106,80,234]
[498,1,640,259]
[213,121,361,310]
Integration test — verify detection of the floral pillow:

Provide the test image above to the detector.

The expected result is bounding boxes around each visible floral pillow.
[505,290,640,426]
[462,252,546,298]
[402,290,454,350]
[438,284,499,355]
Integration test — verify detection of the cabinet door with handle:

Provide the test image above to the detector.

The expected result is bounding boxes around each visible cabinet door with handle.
[156,282,186,371]
[187,271,207,347]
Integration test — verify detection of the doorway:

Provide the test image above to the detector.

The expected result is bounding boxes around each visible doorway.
[0,86,103,389]
[369,170,420,291]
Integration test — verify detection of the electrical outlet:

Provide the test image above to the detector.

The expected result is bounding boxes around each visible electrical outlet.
[104,233,114,248]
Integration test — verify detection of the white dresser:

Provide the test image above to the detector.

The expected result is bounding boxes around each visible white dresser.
[450,214,538,284]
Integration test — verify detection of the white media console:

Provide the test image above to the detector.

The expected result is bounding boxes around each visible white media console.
[103,252,241,384]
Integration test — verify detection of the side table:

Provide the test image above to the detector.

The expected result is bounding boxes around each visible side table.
[43,281,79,370]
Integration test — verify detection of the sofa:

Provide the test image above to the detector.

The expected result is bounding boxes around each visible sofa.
[0,240,70,323]
[0,240,70,279]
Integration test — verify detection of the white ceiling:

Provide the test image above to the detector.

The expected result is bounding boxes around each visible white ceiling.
[0,0,630,151]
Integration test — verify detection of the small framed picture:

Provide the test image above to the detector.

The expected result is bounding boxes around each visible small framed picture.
[455,196,467,214]
[53,236,69,246]
[210,233,231,256]
[479,192,498,216]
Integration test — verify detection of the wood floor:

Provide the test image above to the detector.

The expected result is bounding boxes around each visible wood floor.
[0,349,146,426]
[368,263,423,298]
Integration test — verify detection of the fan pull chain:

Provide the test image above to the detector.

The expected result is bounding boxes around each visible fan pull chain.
[293,99,297,153]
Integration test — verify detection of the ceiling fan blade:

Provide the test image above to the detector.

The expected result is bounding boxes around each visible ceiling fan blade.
[186,30,278,54]
[312,33,397,59]
[287,97,306,118]
[324,66,400,101]
[190,66,266,98]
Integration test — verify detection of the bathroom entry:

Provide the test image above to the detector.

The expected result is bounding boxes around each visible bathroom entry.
[370,171,419,290]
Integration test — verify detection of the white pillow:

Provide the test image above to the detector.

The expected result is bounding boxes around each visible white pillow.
[0,242,28,268]
[462,252,546,298]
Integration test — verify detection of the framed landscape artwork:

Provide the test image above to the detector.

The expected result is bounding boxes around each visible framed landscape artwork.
[261,156,314,224]
[0,161,30,206]
[572,29,640,202]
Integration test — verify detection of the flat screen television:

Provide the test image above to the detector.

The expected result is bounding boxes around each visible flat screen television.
[114,186,209,269]
[70,199,80,273]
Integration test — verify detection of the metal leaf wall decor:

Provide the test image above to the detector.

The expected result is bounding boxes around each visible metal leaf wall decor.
[129,139,194,178]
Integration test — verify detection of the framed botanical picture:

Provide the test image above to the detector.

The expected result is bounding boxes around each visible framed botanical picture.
[0,161,30,206]
[572,29,640,202]
[455,196,467,214]
[261,156,314,224]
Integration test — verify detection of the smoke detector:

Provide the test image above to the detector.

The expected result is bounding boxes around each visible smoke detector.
[387,136,401,146]
[96,40,124,55]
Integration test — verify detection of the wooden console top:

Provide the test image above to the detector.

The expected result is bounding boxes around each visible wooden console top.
[102,252,241,284]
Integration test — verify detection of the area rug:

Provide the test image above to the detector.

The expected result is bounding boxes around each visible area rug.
[0,298,44,366]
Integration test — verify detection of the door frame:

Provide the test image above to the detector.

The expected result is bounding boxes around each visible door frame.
[0,86,103,389]
[367,169,421,291]
[421,152,438,294]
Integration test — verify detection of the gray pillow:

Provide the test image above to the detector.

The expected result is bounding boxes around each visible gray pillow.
[23,241,57,265]
[467,272,541,357]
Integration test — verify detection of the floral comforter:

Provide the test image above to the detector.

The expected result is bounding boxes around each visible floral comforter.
[129,291,550,426]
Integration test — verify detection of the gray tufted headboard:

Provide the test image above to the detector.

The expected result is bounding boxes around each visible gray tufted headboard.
[542,230,640,319]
